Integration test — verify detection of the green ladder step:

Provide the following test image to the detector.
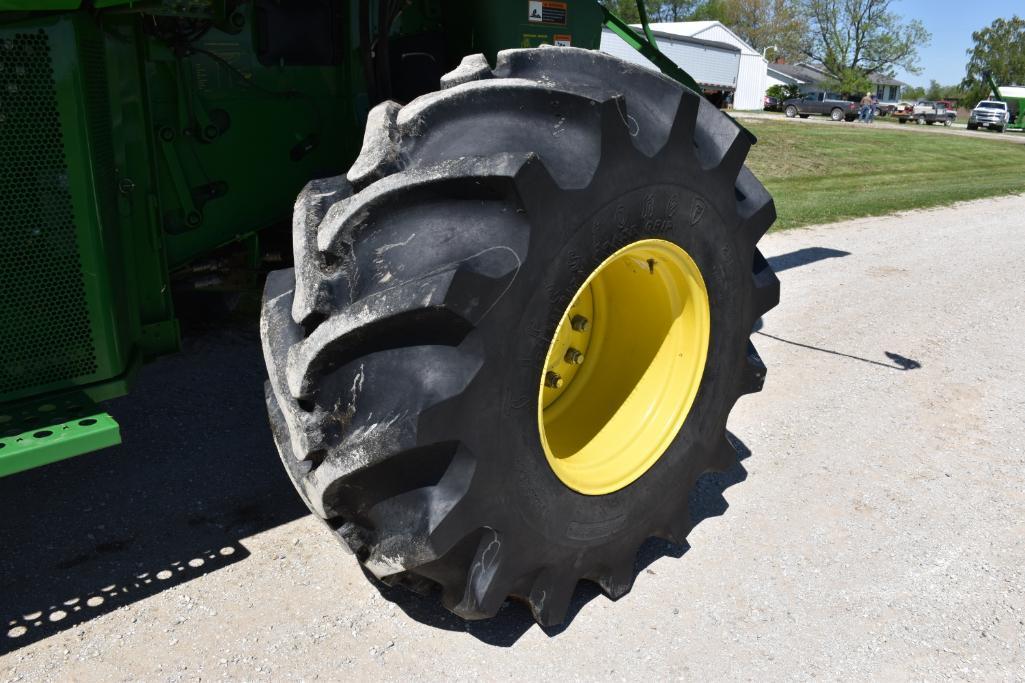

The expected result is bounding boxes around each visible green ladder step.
[0,394,120,478]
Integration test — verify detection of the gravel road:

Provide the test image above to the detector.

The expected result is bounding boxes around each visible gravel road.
[732,110,1025,144]
[3,194,1025,681]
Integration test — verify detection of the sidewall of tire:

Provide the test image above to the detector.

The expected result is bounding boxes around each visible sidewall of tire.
[442,172,747,550]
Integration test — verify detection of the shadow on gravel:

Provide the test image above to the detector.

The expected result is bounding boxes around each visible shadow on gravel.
[754,247,922,372]
[0,323,307,654]
[755,328,922,371]
[367,433,753,647]
[0,308,758,653]
[767,247,850,273]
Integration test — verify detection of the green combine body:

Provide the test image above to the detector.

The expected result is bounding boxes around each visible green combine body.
[0,1,625,476]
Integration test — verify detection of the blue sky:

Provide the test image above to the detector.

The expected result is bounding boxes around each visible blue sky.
[891,0,1021,87]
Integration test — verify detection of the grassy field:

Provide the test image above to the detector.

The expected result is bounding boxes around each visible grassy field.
[742,119,1025,230]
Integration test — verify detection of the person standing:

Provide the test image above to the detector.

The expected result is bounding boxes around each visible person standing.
[859,92,873,123]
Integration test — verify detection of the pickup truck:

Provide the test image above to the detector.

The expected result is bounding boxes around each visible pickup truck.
[782,92,860,121]
[967,100,1010,132]
[896,101,956,126]
[875,102,898,116]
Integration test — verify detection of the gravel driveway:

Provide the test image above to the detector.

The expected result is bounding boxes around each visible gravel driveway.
[3,194,1024,681]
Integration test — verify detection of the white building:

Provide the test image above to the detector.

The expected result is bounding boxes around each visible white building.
[646,21,768,110]
[600,27,741,99]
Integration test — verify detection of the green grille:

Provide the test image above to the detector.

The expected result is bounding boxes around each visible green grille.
[79,28,117,231]
[0,30,97,397]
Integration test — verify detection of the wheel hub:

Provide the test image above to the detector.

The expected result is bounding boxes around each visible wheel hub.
[537,239,711,495]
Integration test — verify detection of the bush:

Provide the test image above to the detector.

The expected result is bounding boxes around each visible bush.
[767,84,801,101]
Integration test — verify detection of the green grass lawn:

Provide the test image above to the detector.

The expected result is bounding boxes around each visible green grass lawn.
[742,119,1025,230]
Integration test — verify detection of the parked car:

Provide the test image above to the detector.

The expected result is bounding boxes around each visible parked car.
[763,94,781,112]
[782,92,859,121]
[875,102,898,116]
[967,100,1010,132]
[896,101,956,126]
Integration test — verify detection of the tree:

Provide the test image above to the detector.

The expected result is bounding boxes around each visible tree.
[603,0,641,23]
[801,0,930,94]
[654,0,701,20]
[602,1,702,23]
[961,16,1025,107]
[904,85,925,100]
[690,0,806,61]
[766,83,801,101]
[604,0,806,61]
[925,79,943,100]
[689,0,728,20]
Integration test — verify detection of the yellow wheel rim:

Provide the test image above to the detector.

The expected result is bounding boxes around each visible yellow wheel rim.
[537,239,710,495]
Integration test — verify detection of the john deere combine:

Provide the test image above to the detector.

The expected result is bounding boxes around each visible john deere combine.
[1,0,778,624]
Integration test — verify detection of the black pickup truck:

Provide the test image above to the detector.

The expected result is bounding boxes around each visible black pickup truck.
[782,92,860,121]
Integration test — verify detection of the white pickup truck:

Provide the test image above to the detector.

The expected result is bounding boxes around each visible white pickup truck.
[967,101,1010,132]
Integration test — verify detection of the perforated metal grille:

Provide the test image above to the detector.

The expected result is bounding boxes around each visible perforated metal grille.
[0,30,96,397]
[79,29,117,228]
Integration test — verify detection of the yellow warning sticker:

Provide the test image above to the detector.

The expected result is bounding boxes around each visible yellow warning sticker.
[521,33,548,48]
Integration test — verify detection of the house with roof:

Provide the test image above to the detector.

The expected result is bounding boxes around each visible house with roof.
[768,62,908,104]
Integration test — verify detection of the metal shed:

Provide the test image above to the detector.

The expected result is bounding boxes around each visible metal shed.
[599,27,740,94]
[646,22,768,110]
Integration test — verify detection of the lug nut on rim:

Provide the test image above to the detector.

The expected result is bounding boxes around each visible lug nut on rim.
[545,371,564,389]
[570,315,589,332]
[564,348,584,365]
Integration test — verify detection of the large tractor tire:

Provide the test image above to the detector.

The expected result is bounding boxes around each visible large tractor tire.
[260,46,778,626]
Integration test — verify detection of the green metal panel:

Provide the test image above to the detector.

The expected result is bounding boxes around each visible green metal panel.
[102,17,177,361]
[1,5,365,474]
[0,405,120,478]
[0,2,82,9]
[1011,101,1025,131]
[0,17,133,405]
[141,13,362,268]
[1,7,364,397]
[446,0,603,57]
